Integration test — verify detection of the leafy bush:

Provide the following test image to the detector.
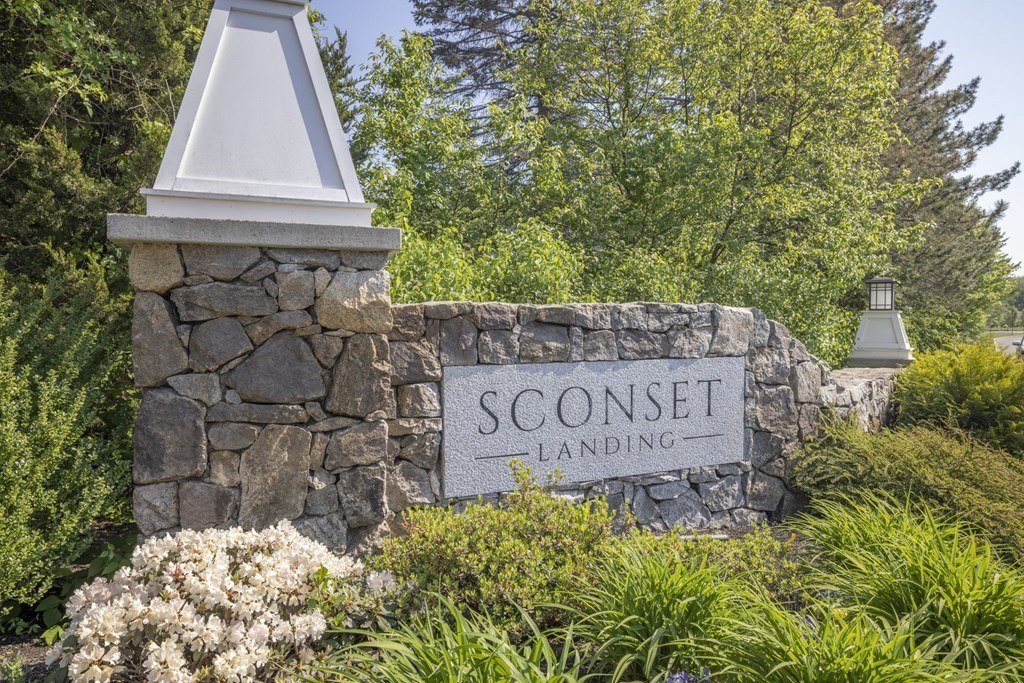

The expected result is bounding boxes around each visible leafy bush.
[0,259,134,617]
[49,522,394,683]
[569,544,727,681]
[315,597,590,683]
[894,342,1024,453]
[792,422,1024,561]
[372,464,618,634]
[711,603,958,683]
[622,526,802,607]
[790,495,1024,675]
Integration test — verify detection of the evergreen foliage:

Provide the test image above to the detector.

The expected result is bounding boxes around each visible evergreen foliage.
[0,259,134,617]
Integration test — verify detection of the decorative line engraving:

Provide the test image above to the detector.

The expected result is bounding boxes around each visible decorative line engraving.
[474,452,530,461]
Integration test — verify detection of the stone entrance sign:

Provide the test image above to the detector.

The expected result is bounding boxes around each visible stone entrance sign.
[442,357,745,497]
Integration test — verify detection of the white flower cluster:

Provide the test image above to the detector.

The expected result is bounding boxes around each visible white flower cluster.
[48,522,363,682]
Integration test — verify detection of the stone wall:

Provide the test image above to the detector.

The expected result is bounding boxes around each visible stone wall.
[128,243,897,551]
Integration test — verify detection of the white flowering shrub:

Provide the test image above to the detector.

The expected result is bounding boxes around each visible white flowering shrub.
[47,521,392,682]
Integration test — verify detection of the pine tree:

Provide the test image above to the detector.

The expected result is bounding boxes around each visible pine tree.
[842,0,1018,348]
[316,27,359,133]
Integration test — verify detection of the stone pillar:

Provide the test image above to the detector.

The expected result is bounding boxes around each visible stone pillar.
[119,218,401,552]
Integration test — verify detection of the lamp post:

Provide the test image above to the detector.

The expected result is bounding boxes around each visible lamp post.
[847,277,914,368]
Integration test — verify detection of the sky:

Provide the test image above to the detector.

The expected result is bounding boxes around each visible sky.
[317,0,1024,272]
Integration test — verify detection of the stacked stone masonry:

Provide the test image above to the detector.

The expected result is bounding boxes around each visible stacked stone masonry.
[129,243,897,552]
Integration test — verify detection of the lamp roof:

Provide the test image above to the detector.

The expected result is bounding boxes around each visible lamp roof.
[143,0,372,227]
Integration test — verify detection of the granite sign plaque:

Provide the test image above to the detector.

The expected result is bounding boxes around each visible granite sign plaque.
[441,357,746,498]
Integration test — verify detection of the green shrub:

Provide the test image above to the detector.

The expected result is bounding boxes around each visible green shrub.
[790,495,1024,676]
[371,463,618,635]
[894,342,1024,453]
[622,526,803,607]
[710,603,959,683]
[313,597,590,683]
[568,544,728,682]
[0,258,134,618]
[791,422,1024,561]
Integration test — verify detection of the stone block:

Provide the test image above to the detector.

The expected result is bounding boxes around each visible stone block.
[305,475,341,516]
[208,423,260,451]
[167,373,222,406]
[239,425,312,529]
[472,303,517,330]
[440,316,478,365]
[209,451,242,487]
[206,402,308,423]
[189,317,253,372]
[171,283,277,321]
[617,330,665,360]
[755,385,799,439]
[276,270,315,311]
[397,383,441,418]
[309,416,361,432]
[240,260,277,283]
[134,390,206,484]
[245,310,312,346]
[325,421,389,469]
[316,271,392,332]
[792,361,823,404]
[535,305,576,325]
[731,509,768,526]
[179,482,237,530]
[132,292,189,387]
[750,431,784,466]
[478,330,520,364]
[337,464,388,527]
[574,304,613,329]
[134,483,179,535]
[659,488,710,529]
[327,334,391,417]
[386,418,442,436]
[631,487,661,525]
[398,432,439,469]
[583,330,618,361]
[311,334,346,367]
[227,333,325,404]
[387,461,435,512]
[390,340,442,384]
[129,244,184,293]
[751,347,790,385]
[666,325,712,359]
[389,305,426,341]
[648,480,691,501]
[520,323,570,362]
[294,514,348,550]
[423,301,473,319]
[746,471,786,512]
[709,306,754,356]
[612,304,647,330]
[698,475,745,512]
[181,245,261,281]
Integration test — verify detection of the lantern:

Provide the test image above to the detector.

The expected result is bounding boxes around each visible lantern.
[865,277,895,311]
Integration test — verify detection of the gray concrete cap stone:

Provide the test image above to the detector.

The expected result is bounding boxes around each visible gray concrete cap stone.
[227,333,326,403]
[179,482,237,530]
[239,425,312,529]
[129,243,184,293]
[180,244,261,281]
[316,271,392,333]
[133,390,206,484]
[132,293,189,387]
[134,483,179,535]
[171,283,278,321]
[189,317,254,372]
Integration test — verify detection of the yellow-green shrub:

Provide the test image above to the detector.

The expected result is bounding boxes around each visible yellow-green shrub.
[894,342,1024,453]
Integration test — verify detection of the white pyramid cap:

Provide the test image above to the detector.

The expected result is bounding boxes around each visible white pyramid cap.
[142,0,373,227]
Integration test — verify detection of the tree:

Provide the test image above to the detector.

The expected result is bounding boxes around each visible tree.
[352,0,925,364]
[315,24,359,133]
[858,0,1018,350]
[0,0,209,277]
